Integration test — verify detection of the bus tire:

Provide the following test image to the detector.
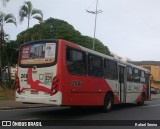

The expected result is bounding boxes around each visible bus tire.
[137,93,145,106]
[103,93,113,112]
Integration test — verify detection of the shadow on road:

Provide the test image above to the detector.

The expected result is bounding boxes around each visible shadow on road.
[112,103,148,110]
[22,103,148,120]
[26,106,102,120]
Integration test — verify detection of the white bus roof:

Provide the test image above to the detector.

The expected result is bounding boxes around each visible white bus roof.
[77,44,150,73]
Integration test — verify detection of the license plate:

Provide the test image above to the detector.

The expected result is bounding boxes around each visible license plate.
[21,97,25,100]
[31,90,38,94]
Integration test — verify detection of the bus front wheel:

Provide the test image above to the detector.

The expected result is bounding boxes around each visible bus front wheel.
[103,93,113,112]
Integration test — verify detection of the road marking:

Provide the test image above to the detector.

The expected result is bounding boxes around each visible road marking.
[21,118,38,120]
[143,104,160,107]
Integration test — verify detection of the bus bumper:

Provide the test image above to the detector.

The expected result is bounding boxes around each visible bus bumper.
[15,91,62,105]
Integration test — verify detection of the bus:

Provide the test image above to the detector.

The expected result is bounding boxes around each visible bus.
[16,39,151,112]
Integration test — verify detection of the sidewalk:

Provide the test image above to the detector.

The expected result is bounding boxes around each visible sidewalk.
[151,93,160,100]
[0,94,159,110]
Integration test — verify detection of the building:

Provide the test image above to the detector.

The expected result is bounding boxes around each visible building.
[133,61,160,89]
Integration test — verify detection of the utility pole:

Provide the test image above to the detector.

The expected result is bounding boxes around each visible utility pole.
[86,0,102,50]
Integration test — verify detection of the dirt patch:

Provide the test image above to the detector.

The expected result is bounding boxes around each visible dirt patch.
[0,89,15,100]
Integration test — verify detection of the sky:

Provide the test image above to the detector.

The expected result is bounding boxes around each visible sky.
[1,0,160,61]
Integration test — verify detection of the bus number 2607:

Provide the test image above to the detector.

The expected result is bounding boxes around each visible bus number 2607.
[72,80,82,87]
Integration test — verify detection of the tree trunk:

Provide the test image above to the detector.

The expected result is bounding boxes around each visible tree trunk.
[0,25,3,87]
[26,17,30,42]
[3,45,12,88]
[7,62,11,88]
[27,17,30,29]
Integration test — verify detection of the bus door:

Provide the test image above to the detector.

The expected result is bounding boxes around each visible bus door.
[118,65,126,103]
[146,73,151,100]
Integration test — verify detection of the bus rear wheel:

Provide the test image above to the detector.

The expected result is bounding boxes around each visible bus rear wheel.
[103,93,113,112]
[137,93,145,106]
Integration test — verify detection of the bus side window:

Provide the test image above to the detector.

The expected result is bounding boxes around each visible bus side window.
[140,71,146,84]
[88,54,103,77]
[66,47,87,75]
[127,67,133,82]
[104,59,109,79]
[133,69,140,83]
[104,59,118,80]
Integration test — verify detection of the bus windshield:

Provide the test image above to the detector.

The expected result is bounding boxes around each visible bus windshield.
[20,42,57,67]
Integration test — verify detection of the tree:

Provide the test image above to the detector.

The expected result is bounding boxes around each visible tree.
[0,11,16,86]
[0,11,16,44]
[19,1,43,29]
[16,17,111,55]
[0,32,10,42]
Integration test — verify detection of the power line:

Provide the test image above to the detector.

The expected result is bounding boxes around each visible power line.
[86,0,97,11]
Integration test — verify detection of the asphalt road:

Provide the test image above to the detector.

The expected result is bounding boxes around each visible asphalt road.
[0,99,160,129]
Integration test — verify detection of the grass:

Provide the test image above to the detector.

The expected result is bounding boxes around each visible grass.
[0,87,15,100]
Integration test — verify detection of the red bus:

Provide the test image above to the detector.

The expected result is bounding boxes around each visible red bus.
[16,39,151,112]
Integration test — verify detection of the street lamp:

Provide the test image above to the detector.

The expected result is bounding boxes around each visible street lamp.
[86,0,102,50]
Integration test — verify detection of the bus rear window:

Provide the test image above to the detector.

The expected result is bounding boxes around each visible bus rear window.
[20,42,57,66]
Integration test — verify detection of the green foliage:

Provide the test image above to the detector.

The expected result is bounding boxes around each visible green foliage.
[0,11,16,71]
[1,41,18,67]
[16,17,111,55]
[0,11,16,27]
[19,1,43,29]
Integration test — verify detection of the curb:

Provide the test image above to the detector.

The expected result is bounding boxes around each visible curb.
[0,105,54,110]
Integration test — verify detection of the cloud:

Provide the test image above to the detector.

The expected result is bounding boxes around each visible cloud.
[1,0,160,61]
